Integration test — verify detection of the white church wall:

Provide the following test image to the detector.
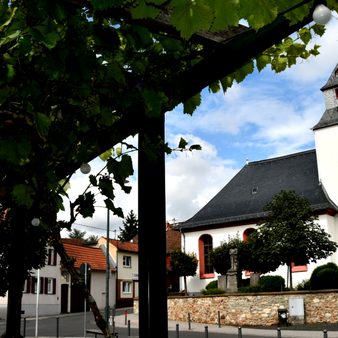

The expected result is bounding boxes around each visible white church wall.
[183,213,338,293]
[314,125,338,208]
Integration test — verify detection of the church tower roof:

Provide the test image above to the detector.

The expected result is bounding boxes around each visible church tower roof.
[320,62,338,91]
[313,63,338,130]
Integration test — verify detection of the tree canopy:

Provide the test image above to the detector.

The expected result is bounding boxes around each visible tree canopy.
[1,0,338,336]
[118,209,139,242]
[246,190,338,288]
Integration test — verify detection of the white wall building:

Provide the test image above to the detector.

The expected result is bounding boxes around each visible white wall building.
[179,63,338,294]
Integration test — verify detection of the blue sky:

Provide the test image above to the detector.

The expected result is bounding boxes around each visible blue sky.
[58,15,338,238]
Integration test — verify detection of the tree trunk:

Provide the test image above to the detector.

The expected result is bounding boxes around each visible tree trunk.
[183,275,187,295]
[3,269,25,338]
[289,263,293,290]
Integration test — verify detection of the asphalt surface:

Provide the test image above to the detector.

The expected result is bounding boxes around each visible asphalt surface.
[2,308,338,338]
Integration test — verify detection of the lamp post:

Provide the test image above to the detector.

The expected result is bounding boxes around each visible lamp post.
[105,208,110,323]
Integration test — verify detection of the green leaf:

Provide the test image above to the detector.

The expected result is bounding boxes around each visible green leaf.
[170,0,214,39]
[299,28,311,44]
[233,61,254,83]
[130,0,160,19]
[189,144,202,151]
[6,64,15,81]
[240,0,278,30]
[74,192,95,218]
[12,184,34,208]
[141,88,167,118]
[210,0,240,31]
[35,113,51,137]
[105,199,124,218]
[220,76,234,93]
[99,176,115,199]
[0,30,20,47]
[178,138,188,149]
[256,54,271,72]
[107,155,133,193]
[89,175,97,187]
[208,81,220,94]
[183,93,201,115]
[91,0,115,10]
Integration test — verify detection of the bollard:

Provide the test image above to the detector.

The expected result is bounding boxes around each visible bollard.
[112,320,115,335]
[124,310,128,325]
[277,327,282,338]
[238,327,242,338]
[204,326,208,338]
[217,311,221,328]
[323,329,328,338]
[56,317,59,338]
[128,319,131,336]
[188,313,191,330]
[176,323,179,338]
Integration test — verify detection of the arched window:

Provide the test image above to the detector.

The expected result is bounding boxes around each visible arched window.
[198,234,214,278]
[243,228,255,241]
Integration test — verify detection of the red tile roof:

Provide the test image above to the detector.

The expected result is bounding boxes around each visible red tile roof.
[106,238,139,253]
[63,242,113,272]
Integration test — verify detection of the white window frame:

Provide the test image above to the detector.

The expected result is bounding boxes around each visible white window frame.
[123,255,132,268]
[122,281,132,294]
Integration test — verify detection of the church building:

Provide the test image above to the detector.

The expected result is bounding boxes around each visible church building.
[178,64,338,293]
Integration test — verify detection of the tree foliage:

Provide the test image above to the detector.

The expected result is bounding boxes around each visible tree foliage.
[169,249,198,294]
[1,0,338,335]
[247,190,338,288]
[118,210,139,242]
[209,236,244,275]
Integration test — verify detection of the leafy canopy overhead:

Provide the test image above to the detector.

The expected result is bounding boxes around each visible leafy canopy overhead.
[0,0,337,294]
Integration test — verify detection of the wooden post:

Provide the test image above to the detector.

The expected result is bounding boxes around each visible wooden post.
[138,111,168,338]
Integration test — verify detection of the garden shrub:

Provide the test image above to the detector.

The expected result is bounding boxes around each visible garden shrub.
[205,280,218,290]
[296,279,311,291]
[310,263,338,290]
[259,275,285,292]
[201,288,225,295]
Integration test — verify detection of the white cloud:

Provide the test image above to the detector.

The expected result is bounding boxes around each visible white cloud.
[165,134,239,222]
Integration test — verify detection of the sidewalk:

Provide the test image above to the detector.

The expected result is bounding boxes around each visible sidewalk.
[113,312,338,338]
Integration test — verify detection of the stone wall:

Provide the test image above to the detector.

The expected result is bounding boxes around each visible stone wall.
[134,290,338,326]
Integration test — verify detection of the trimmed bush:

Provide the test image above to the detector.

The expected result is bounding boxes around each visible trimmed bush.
[296,279,311,291]
[259,275,285,292]
[310,263,338,290]
[201,288,225,295]
[205,280,218,290]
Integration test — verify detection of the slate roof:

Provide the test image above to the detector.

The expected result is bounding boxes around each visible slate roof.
[320,62,338,91]
[179,149,337,231]
[63,241,111,271]
[312,107,338,130]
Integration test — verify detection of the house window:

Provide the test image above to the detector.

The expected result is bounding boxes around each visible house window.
[46,248,57,266]
[122,281,132,294]
[45,277,56,294]
[198,234,214,278]
[123,255,131,268]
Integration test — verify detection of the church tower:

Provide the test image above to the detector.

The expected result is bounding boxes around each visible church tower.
[313,63,338,206]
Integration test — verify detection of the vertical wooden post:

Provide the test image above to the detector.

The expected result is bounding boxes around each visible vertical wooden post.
[138,111,168,338]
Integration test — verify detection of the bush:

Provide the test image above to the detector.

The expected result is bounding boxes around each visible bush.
[296,279,311,291]
[310,263,338,290]
[201,288,225,295]
[259,275,285,292]
[237,285,262,293]
[205,280,218,290]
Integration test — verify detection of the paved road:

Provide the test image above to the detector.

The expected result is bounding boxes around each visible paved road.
[1,309,337,338]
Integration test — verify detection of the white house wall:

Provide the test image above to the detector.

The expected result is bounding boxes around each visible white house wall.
[89,270,116,310]
[183,213,338,294]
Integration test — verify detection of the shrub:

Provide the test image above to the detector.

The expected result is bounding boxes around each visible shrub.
[237,285,262,293]
[296,279,311,291]
[310,263,338,290]
[259,275,285,292]
[201,288,225,295]
[205,280,218,290]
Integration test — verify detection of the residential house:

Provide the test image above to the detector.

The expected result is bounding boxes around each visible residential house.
[61,238,116,313]
[178,63,338,293]
[98,237,138,308]
[165,222,181,293]
[0,247,60,318]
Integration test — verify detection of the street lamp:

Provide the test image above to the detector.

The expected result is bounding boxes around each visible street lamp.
[105,208,110,323]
